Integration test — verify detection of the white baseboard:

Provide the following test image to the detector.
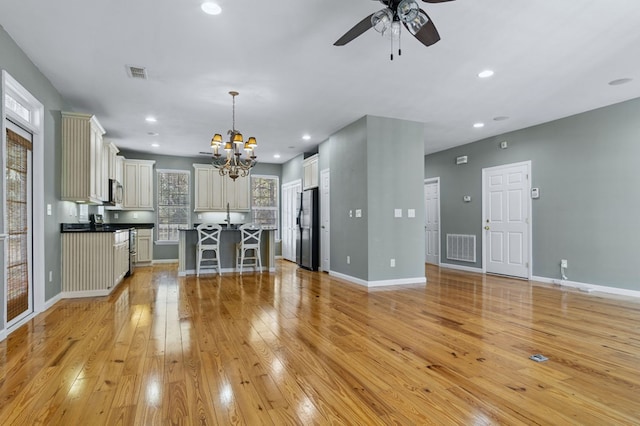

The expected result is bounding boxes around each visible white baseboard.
[152,259,178,264]
[329,271,426,288]
[439,262,484,274]
[531,276,640,298]
[0,329,6,342]
[61,289,110,299]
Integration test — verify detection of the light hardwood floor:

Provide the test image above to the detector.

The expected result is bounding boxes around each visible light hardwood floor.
[1,261,638,425]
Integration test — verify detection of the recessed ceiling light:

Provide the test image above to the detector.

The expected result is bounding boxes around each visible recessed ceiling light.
[302,134,311,141]
[145,116,157,123]
[273,154,281,159]
[473,122,485,128]
[151,143,160,148]
[493,116,509,121]
[608,78,632,86]
[478,70,494,78]
[201,2,222,15]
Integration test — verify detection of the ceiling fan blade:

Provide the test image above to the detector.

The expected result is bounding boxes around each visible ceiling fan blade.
[334,13,375,46]
[404,9,440,47]
[421,0,455,3]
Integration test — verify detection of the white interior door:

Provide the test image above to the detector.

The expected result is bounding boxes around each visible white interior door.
[424,179,440,265]
[281,180,301,262]
[483,162,531,278]
[320,169,330,272]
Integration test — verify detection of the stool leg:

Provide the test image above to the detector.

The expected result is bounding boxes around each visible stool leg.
[257,247,262,273]
[196,248,201,277]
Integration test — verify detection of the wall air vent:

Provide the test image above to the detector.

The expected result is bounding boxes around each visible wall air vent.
[446,234,476,263]
[127,65,148,79]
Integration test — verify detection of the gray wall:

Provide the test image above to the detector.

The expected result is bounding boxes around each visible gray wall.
[318,138,330,171]
[367,116,425,281]
[330,116,425,282]
[330,117,369,279]
[113,150,281,260]
[425,97,640,291]
[282,154,303,184]
[0,25,69,318]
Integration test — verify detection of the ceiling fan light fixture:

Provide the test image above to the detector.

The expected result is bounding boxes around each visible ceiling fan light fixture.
[398,0,419,23]
[405,12,429,35]
[372,9,393,34]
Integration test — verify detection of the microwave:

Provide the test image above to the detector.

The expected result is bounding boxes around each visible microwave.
[105,178,123,206]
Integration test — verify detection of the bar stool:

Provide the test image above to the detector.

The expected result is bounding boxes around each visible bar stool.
[236,223,262,274]
[196,224,222,276]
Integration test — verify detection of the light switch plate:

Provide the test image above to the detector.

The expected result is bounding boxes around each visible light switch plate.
[408,209,415,218]
[47,204,52,216]
[394,209,402,218]
[355,209,362,218]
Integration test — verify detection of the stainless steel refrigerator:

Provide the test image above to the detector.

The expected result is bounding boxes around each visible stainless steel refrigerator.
[296,188,319,271]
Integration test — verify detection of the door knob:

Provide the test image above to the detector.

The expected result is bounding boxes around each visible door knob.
[484,226,490,230]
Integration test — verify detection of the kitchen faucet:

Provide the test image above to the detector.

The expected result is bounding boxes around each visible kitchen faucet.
[225,202,231,227]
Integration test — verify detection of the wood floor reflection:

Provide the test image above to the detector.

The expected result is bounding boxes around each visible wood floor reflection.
[1,261,639,424]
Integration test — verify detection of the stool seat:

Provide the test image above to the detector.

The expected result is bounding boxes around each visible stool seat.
[236,223,262,274]
[196,224,222,276]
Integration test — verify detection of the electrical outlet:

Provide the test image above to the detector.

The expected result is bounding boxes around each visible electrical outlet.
[198,214,202,219]
[114,213,119,219]
[347,256,350,264]
[349,210,353,218]
[47,204,52,216]
[133,212,138,219]
[561,259,568,268]
[390,259,395,267]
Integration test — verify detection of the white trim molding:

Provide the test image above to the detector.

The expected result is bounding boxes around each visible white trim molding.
[330,271,426,288]
[439,262,484,274]
[531,276,640,298]
[44,293,63,311]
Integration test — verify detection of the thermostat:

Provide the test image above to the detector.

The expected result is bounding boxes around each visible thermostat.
[531,188,540,199]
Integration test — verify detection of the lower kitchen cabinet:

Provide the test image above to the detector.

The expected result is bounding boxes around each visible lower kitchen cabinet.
[61,230,130,297]
[136,228,153,263]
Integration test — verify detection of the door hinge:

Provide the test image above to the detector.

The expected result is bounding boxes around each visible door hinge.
[526,262,529,268]
[525,217,529,224]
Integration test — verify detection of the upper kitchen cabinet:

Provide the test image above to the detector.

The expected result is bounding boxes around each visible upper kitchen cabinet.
[194,164,224,212]
[123,159,155,210]
[193,164,250,211]
[303,154,319,190]
[225,174,250,211]
[61,112,107,204]
[104,141,120,181]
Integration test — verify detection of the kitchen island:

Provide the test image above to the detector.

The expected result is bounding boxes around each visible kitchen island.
[178,226,275,276]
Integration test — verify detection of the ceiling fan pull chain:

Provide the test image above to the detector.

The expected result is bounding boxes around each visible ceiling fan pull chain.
[390,29,394,61]
[399,25,402,56]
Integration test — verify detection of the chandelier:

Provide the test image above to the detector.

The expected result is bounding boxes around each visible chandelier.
[210,91,257,180]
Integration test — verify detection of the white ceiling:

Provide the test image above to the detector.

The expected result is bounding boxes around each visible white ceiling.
[1,0,639,163]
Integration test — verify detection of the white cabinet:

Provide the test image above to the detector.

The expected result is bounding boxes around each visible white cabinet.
[105,142,120,180]
[61,112,107,204]
[193,164,248,211]
[136,228,153,263]
[225,174,250,211]
[123,159,155,210]
[303,154,319,189]
[194,164,224,211]
[113,230,130,286]
[61,230,129,295]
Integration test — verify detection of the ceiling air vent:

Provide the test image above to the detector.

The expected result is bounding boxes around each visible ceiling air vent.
[127,65,148,79]
[198,151,212,156]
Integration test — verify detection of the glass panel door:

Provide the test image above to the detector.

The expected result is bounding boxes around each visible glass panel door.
[5,125,33,325]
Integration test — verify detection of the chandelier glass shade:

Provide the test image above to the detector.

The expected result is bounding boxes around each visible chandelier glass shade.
[210,91,257,180]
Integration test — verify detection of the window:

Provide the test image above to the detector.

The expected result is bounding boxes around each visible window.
[251,175,279,238]
[157,170,190,242]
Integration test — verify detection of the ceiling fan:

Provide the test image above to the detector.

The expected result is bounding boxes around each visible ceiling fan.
[334,0,455,60]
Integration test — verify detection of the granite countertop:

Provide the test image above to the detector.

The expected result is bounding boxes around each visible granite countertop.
[61,223,155,233]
